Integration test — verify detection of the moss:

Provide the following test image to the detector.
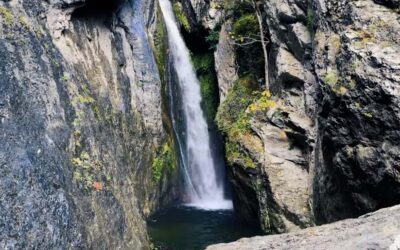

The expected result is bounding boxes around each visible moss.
[216,75,257,137]
[217,76,260,168]
[153,7,168,86]
[333,86,348,95]
[199,74,218,122]
[306,6,314,30]
[323,71,339,86]
[0,7,14,27]
[225,140,256,168]
[61,74,70,82]
[191,53,219,123]
[173,2,191,32]
[363,112,373,119]
[18,16,29,30]
[210,2,224,9]
[152,142,176,182]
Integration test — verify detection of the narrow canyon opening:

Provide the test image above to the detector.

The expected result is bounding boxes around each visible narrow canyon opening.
[147,0,263,249]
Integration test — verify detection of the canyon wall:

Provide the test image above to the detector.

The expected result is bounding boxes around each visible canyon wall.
[0,0,178,248]
[180,0,400,233]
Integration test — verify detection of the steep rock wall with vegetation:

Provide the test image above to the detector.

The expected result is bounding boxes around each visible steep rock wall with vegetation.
[181,0,400,235]
[0,0,179,248]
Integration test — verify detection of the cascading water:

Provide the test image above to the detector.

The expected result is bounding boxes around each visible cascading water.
[159,0,232,210]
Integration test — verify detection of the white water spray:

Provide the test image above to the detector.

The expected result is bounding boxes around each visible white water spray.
[159,0,232,210]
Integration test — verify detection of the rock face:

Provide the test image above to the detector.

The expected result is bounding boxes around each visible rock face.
[0,0,178,248]
[206,204,400,250]
[214,23,238,103]
[210,0,316,233]
[195,0,400,235]
[182,0,224,30]
[312,0,400,224]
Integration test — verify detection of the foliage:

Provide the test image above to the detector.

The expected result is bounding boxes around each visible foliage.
[191,53,219,123]
[224,1,265,79]
[216,75,257,137]
[225,141,256,168]
[72,151,104,191]
[153,7,168,88]
[199,74,218,122]
[152,143,176,182]
[192,53,213,73]
[61,74,70,81]
[173,2,191,32]
[232,14,259,42]
[217,76,269,169]
[248,91,276,113]
[206,29,220,50]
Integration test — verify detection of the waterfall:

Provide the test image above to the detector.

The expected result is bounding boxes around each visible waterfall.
[159,0,232,210]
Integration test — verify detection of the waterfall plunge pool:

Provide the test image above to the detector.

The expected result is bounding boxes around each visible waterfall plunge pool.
[147,205,263,250]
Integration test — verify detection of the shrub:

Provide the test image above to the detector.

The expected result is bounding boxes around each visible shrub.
[173,2,191,32]
[192,54,214,73]
[248,91,276,113]
[216,75,257,141]
[206,29,220,50]
[191,53,219,122]
[151,143,176,182]
[232,14,259,42]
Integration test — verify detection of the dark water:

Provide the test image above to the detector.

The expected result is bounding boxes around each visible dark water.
[147,205,262,250]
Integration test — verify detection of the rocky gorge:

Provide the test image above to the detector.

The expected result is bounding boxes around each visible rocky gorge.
[0,0,399,249]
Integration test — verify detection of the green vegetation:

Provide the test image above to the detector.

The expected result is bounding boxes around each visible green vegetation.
[18,16,29,30]
[307,6,314,30]
[206,29,220,50]
[216,76,259,168]
[217,75,279,168]
[191,53,219,123]
[153,7,168,85]
[248,90,276,113]
[225,141,256,168]
[72,151,105,191]
[232,14,259,42]
[152,143,176,182]
[0,7,14,27]
[192,53,213,73]
[173,2,191,32]
[61,74,70,82]
[323,71,339,86]
[216,75,257,136]
[222,0,265,79]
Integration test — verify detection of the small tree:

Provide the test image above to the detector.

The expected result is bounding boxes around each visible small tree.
[228,0,269,90]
